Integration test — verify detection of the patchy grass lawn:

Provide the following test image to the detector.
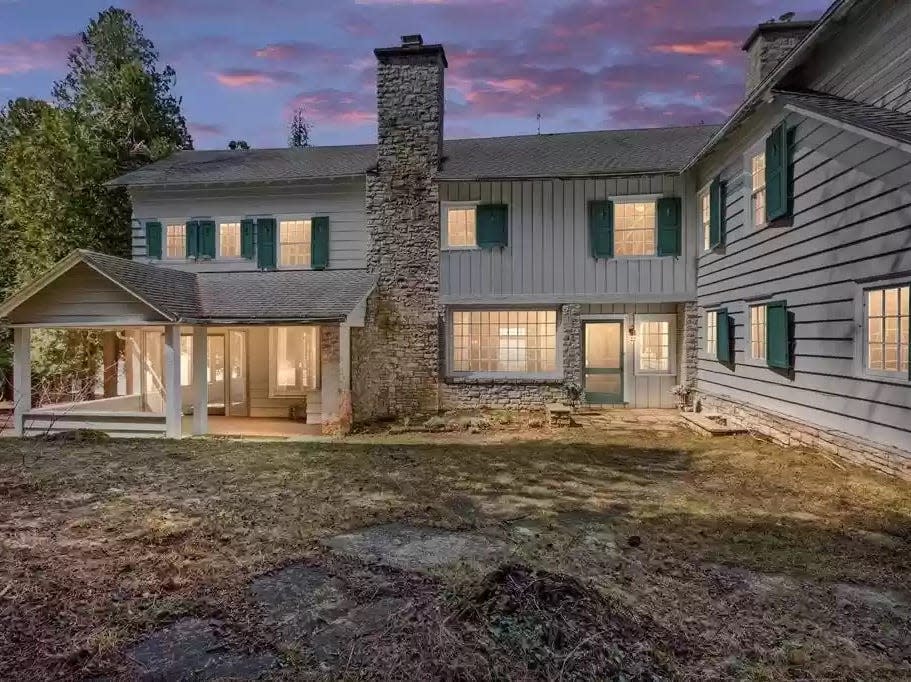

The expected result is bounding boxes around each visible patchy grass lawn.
[0,425,909,680]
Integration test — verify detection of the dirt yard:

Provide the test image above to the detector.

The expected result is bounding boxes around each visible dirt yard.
[1,421,909,680]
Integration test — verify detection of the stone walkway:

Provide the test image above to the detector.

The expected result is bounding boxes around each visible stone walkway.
[572,408,682,433]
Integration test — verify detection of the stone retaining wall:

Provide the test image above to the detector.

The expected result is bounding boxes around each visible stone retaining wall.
[699,393,911,480]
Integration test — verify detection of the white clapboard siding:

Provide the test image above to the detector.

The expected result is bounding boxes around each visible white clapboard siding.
[130,179,367,272]
[693,109,911,452]
[440,174,695,302]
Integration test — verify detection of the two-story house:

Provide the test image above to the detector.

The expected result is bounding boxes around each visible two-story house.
[1,0,909,477]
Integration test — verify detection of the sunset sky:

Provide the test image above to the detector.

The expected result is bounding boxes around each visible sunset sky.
[1,0,829,149]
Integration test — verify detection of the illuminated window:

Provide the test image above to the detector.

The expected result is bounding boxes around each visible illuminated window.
[269,327,320,396]
[751,305,767,360]
[452,310,557,374]
[706,310,717,356]
[866,286,909,375]
[701,191,711,252]
[219,222,241,258]
[166,224,186,259]
[613,201,656,256]
[279,219,312,266]
[443,204,477,248]
[751,152,767,228]
[636,315,675,374]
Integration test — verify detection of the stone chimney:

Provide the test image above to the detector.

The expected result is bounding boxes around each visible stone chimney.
[743,18,815,94]
[354,35,448,420]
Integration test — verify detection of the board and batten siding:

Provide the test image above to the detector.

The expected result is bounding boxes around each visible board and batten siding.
[130,179,367,272]
[440,175,696,303]
[694,108,911,452]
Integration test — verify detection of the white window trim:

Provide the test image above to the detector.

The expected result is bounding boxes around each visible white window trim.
[446,307,563,380]
[854,278,911,384]
[164,221,188,261]
[745,138,767,232]
[704,309,719,360]
[277,216,314,270]
[608,194,662,259]
[748,303,767,364]
[441,201,480,251]
[697,182,712,254]
[216,218,244,261]
[268,326,321,397]
[633,313,676,376]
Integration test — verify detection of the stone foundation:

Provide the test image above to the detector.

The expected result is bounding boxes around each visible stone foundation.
[699,393,911,480]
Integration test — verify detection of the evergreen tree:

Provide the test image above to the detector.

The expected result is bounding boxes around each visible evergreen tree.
[288,108,311,147]
[228,140,250,150]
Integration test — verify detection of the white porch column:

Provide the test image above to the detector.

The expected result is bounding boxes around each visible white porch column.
[12,327,31,437]
[338,323,353,433]
[163,325,183,438]
[192,326,208,435]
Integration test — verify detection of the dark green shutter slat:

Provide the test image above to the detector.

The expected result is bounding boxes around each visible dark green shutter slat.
[145,221,162,260]
[256,217,277,270]
[476,204,508,249]
[240,219,255,259]
[185,220,198,259]
[765,122,790,222]
[717,308,732,363]
[709,176,725,249]
[766,300,791,369]
[311,216,329,270]
[588,200,614,259]
[198,220,216,259]
[656,197,682,256]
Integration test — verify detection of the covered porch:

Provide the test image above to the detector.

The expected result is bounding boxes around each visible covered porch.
[0,250,375,438]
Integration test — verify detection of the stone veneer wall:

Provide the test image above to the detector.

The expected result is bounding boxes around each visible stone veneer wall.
[744,24,814,94]
[699,393,911,480]
[319,325,341,435]
[352,46,446,422]
[678,301,699,391]
[440,304,582,409]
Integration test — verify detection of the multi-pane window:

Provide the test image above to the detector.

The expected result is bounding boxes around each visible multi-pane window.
[706,310,717,356]
[614,201,656,256]
[866,286,909,375]
[636,317,673,373]
[701,191,711,251]
[219,222,241,258]
[166,224,186,259]
[444,205,477,248]
[269,327,320,396]
[452,310,557,374]
[751,152,767,228]
[750,305,767,360]
[279,219,312,266]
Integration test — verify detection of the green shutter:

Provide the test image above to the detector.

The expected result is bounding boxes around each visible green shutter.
[476,204,508,249]
[709,176,725,249]
[765,122,790,222]
[185,220,199,259]
[145,221,162,260]
[717,308,732,363]
[240,219,255,259]
[656,197,682,256]
[766,300,791,369]
[198,220,216,259]
[588,200,614,259]
[311,216,329,270]
[256,217,277,270]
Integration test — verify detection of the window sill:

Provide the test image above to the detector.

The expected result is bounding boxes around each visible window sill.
[445,375,563,386]
[442,245,480,251]
[861,371,911,386]
[634,370,676,377]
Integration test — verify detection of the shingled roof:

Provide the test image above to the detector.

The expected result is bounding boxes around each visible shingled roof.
[109,124,722,188]
[0,250,377,324]
[775,88,911,147]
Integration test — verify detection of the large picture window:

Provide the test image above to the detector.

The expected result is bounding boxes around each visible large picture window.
[452,310,557,374]
[635,314,675,374]
[866,285,909,376]
[269,327,320,396]
[614,201,656,256]
[279,219,312,266]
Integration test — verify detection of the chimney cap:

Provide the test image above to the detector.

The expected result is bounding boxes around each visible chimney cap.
[374,35,448,67]
[401,34,424,47]
[742,19,817,51]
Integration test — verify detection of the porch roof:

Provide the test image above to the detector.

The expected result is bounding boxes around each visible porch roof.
[0,250,377,326]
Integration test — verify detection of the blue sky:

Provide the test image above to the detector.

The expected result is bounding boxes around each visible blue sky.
[1,0,830,149]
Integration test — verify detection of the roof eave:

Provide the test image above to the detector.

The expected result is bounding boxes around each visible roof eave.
[110,173,369,191]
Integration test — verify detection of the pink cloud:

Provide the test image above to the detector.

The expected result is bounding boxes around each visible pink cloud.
[254,41,342,65]
[189,122,225,137]
[653,39,739,56]
[0,34,77,75]
[287,88,376,126]
[214,68,300,88]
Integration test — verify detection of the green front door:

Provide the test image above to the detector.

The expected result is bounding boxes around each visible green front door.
[584,321,624,404]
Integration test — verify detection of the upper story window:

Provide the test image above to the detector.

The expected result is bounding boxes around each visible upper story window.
[451,310,557,374]
[700,191,711,252]
[751,151,767,228]
[706,310,717,357]
[614,201,656,256]
[166,223,186,259]
[442,203,477,248]
[866,285,909,376]
[219,222,241,258]
[279,219,312,267]
[750,304,767,360]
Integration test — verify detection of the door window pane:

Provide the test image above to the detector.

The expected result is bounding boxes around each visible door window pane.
[451,310,556,373]
[637,319,671,373]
